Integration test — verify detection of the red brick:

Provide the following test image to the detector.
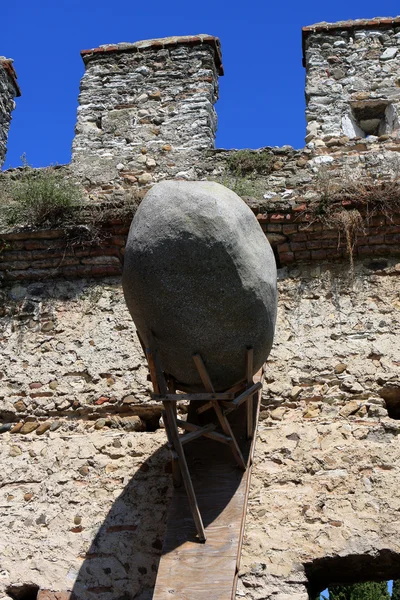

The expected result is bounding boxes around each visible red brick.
[0,261,32,270]
[385,233,400,244]
[358,245,389,256]
[90,266,111,277]
[368,235,385,245]
[0,250,33,262]
[366,226,387,235]
[291,241,307,251]
[282,224,298,235]
[306,240,322,250]
[24,240,53,250]
[294,250,311,261]
[270,213,286,222]
[384,225,400,234]
[3,268,52,281]
[325,248,344,258]
[266,224,283,233]
[88,247,120,258]
[319,230,339,239]
[2,231,35,241]
[278,251,295,264]
[291,233,308,242]
[298,223,316,232]
[106,265,122,276]
[277,243,290,253]
[311,249,327,260]
[321,239,340,249]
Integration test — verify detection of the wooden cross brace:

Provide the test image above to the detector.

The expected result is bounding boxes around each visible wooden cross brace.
[143,341,262,543]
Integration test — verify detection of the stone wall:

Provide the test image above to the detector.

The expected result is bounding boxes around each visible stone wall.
[0,262,399,599]
[303,17,400,143]
[0,58,20,167]
[72,35,222,186]
[1,18,400,600]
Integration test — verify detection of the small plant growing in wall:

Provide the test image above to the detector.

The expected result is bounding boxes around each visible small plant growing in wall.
[212,149,274,199]
[226,150,274,178]
[0,158,82,228]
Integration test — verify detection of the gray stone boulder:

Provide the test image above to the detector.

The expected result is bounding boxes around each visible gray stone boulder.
[122,180,277,391]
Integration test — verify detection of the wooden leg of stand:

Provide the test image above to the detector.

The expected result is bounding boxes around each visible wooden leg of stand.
[163,401,206,543]
[193,353,246,471]
[163,407,182,489]
[246,348,254,440]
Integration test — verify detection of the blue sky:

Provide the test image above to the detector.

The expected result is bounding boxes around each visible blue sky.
[2,0,400,168]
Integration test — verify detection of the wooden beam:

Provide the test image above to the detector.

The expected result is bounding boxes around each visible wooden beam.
[193,353,246,471]
[224,382,262,413]
[152,392,235,401]
[180,423,216,445]
[163,401,206,542]
[162,408,182,488]
[176,419,232,445]
[246,348,254,440]
[145,348,160,395]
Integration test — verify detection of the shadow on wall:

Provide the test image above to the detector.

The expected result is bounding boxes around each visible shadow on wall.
[71,444,172,600]
[305,550,400,600]
[68,433,244,600]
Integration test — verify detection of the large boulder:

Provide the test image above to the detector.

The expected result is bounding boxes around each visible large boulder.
[122,180,277,391]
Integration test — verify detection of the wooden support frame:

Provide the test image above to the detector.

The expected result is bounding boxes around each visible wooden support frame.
[142,334,262,543]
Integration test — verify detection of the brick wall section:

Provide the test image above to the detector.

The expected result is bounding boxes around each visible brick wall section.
[259,208,400,265]
[0,223,128,282]
[1,208,399,281]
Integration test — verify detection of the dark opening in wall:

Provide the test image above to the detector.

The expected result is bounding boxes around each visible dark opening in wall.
[379,385,400,419]
[6,584,39,600]
[350,100,398,137]
[304,550,400,599]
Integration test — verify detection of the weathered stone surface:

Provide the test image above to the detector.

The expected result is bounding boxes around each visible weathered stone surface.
[0,59,19,167]
[304,23,400,142]
[0,279,150,419]
[123,181,277,391]
[72,37,220,185]
[0,262,398,599]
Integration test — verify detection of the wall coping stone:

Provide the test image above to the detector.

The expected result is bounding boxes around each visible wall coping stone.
[80,34,224,75]
[302,15,400,65]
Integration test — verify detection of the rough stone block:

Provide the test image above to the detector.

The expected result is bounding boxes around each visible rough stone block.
[123,181,277,391]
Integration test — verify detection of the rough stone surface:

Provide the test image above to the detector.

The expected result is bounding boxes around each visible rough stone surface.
[0,59,19,167]
[0,279,156,422]
[0,263,398,599]
[303,20,400,141]
[72,38,220,186]
[122,181,277,391]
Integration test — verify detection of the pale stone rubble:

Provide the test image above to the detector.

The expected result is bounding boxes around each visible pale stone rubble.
[0,261,398,599]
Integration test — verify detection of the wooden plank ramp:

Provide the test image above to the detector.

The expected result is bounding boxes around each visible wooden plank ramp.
[153,388,261,600]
